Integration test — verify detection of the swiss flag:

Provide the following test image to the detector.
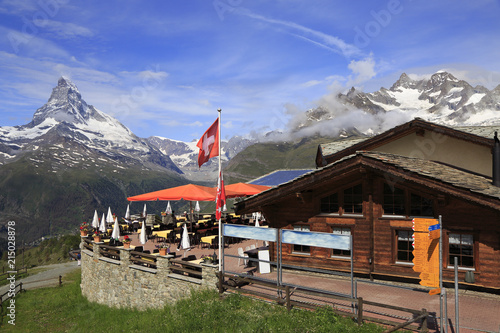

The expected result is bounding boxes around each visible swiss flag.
[196,118,219,168]
[215,171,226,220]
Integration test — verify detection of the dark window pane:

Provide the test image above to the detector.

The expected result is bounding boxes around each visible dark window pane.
[411,193,433,216]
[344,184,363,214]
[320,193,339,213]
[449,245,461,255]
[448,233,474,268]
[383,183,406,215]
[462,256,474,267]
[396,230,414,263]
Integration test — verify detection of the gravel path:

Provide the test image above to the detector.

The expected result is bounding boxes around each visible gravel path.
[0,261,81,295]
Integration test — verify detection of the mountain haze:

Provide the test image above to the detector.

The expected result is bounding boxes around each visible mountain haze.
[298,71,500,137]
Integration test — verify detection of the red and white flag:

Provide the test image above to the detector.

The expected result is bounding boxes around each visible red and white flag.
[215,171,226,220]
[196,118,219,168]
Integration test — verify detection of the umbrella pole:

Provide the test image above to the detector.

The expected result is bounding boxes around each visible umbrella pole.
[189,201,193,232]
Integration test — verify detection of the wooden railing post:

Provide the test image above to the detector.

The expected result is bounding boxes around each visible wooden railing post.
[420,308,428,333]
[357,297,363,325]
[285,286,291,311]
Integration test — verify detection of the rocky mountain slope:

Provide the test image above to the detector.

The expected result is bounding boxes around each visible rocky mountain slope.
[300,71,500,133]
[147,135,255,181]
[0,77,187,243]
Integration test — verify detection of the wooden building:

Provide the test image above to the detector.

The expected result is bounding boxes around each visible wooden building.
[235,119,500,290]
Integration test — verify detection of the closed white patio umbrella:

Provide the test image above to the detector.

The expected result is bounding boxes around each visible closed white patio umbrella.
[178,224,191,257]
[125,204,130,220]
[111,218,120,239]
[91,210,99,229]
[99,213,107,233]
[165,201,172,214]
[139,220,147,245]
[106,207,113,223]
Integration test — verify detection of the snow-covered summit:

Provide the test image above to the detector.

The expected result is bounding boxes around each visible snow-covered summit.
[0,77,181,173]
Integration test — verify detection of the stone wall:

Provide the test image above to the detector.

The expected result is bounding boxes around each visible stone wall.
[80,239,219,310]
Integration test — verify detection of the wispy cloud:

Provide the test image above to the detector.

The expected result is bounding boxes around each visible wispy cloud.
[33,19,94,39]
[234,8,361,58]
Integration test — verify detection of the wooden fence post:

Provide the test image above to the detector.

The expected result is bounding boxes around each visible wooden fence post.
[285,286,291,311]
[59,275,62,287]
[420,308,428,333]
[357,297,363,325]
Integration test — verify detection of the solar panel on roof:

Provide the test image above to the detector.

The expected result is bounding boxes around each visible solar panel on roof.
[249,169,313,186]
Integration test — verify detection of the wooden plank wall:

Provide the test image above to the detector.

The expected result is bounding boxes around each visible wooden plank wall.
[261,172,500,289]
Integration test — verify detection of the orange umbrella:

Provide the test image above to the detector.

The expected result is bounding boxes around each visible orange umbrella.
[224,183,271,198]
[127,184,217,202]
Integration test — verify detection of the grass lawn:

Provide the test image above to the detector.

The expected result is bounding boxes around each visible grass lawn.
[1,269,385,332]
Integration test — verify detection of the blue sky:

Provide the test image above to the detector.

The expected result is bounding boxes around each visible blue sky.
[1,0,499,142]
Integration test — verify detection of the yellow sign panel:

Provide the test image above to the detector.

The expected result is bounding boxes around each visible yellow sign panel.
[429,288,441,295]
[412,218,440,288]
[412,218,436,232]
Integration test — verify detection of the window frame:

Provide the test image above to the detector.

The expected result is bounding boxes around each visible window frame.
[394,229,414,265]
[382,182,435,218]
[292,224,311,255]
[319,183,364,216]
[447,232,475,270]
[383,183,406,216]
[330,226,351,258]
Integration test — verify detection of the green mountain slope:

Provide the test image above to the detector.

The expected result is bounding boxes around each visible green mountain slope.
[223,136,335,184]
[0,152,188,243]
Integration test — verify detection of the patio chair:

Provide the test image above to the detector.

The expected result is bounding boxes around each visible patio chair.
[237,247,248,266]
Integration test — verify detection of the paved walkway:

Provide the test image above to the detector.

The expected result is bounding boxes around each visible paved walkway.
[123,232,500,332]
[0,261,81,296]
[233,261,500,333]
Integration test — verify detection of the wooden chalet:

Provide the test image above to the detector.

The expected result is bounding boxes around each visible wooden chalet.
[235,119,500,290]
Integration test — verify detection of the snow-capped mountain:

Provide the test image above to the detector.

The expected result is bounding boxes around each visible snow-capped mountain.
[147,135,255,181]
[0,77,181,173]
[303,71,500,134]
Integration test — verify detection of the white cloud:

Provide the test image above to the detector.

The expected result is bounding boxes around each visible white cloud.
[347,55,377,86]
[33,19,93,38]
[235,8,361,58]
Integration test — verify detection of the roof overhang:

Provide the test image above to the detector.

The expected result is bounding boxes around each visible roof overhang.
[236,151,500,215]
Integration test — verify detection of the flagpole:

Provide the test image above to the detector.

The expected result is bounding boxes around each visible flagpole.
[217,108,222,272]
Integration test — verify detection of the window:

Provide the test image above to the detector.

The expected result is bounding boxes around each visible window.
[331,227,351,257]
[396,230,414,262]
[383,183,405,215]
[293,225,310,254]
[343,184,363,214]
[320,193,339,213]
[449,233,474,268]
[319,184,363,215]
[410,193,433,216]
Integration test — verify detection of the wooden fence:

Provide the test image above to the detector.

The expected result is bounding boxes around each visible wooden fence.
[0,267,27,279]
[217,272,428,333]
[169,259,202,279]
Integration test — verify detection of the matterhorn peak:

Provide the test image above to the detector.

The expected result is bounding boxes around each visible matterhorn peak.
[47,76,81,104]
[30,77,92,127]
